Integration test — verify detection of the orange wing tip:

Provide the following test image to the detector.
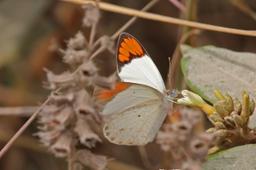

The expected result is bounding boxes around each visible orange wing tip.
[97,82,129,101]
[118,36,145,63]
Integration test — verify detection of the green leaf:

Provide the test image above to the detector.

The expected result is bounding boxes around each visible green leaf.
[203,144,256,170]
[181,45,256,104]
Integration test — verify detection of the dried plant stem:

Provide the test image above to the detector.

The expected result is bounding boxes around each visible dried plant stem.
[137,146,152,169]
[90,46,106,59]
[62,0,256,37]
[167,30,200,89]
[0,106,37,116]
[111,0,159,40]
[89,23,98,48]
[230,0,256,21]
[169,0,186,12]
[167,0,198,89]
[0,130,47,154]
[0,97,51,158]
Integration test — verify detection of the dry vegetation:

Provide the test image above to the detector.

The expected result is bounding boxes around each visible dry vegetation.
[0,0,256,170]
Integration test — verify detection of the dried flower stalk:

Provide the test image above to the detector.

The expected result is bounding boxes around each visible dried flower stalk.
[157,107,213,170]
[62,0,256,37]
[37,5,115,170]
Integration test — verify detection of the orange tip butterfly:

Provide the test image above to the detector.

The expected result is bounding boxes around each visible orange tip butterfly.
[100,33,174,145]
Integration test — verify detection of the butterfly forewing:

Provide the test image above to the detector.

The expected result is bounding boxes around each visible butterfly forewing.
[101,33,170,145]
[102,84,169,145]
[116,33,166,93]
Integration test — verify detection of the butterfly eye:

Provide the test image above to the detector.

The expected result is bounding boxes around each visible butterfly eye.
[166,89,181,102]
[166,89,181,103]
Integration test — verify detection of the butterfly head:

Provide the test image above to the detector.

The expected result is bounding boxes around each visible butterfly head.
[165,89,181,103]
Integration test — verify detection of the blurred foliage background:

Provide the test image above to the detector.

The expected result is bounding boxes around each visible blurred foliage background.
[0,0,256,169]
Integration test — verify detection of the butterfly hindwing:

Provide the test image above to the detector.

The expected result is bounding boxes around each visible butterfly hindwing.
[102,84,169,145]
[116,33,166,93]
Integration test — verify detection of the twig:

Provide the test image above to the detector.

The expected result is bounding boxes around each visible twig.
[90,0,160,59]
[0,106,37,117]
[62,0,256,37]
[111,0,159,40]
[169,0,186,12]
[0,130,47,154]
[167,0,199,89]
[89,23,98,48]
[88,0,100,47]
[90,46,106,59]
[168,30,200,89]
[0,96,51,158]
[137,146,152,169]
[230,0,256,21]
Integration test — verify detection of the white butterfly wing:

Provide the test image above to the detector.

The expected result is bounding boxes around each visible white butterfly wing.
[119,55,166,93]
[116,33,166,93]
[102,84,169,145]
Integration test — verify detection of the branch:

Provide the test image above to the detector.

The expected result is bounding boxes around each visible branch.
[111,0,159,40]
[169,0,186,12]
[0,106,37,117]
[0,97,51,158]
[62,0,256,37]
[0,130,47,154]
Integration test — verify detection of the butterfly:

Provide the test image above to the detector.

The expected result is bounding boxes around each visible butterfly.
[99,33,174,145]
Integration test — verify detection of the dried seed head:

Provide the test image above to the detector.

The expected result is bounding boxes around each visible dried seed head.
[71,163,83,170]
[61,31,90,66]
[53,106,74,125]
[180,108,202,125]
[82,4,100,27]
[73,90,100,122]
[157,125,176,152]
[44,69,75,90]
[71,150,107,170]
[182,161,202,170]
[39,105,73,126]
[190,139,208,159]
[50,132,73,157]
[67,31,86,49]
[36,129,61,147]
[38,6,115,169]
[92,73,117,89]
[74,118,101,148]
[157,107,212,169]
[62,48,89,66]
[99,35,115,53]
[79,61,98,80]
[50,92,75,104]
[172,121,192,141]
